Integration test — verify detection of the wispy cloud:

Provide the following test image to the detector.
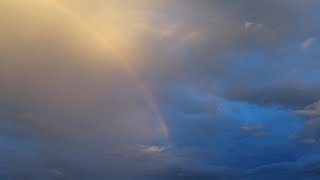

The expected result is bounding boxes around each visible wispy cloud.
[140,145,167,154]
[301,37,316,49]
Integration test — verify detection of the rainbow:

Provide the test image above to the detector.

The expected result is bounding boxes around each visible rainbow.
[51,0,169,138]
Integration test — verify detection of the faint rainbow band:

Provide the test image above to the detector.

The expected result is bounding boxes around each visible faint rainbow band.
[51,0,169,138]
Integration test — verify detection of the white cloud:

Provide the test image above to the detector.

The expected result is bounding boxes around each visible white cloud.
[301,37,316,49]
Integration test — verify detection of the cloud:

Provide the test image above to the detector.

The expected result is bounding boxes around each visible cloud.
[295,100,320,116]
[1,0,320,179]
[301,138,317,145]
[245,21,263,31]
[292,101,320,146]
[301,37,317,49]
[140,145,167,154]
[241,123,263,132]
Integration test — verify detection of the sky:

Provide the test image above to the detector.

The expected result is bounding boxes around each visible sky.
[1,0,320,179]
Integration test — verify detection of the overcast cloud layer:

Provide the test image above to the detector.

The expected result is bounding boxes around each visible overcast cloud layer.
[1,0,320,179]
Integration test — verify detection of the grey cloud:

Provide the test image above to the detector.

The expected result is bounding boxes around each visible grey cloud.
[134,0,320,108]
[1,0,320,179]
[245,21,263,31]
[292,101,320,145]
[301,138,317,145]
[223,85,320,108]
[295,100,320,116]
[301,37,317,49]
